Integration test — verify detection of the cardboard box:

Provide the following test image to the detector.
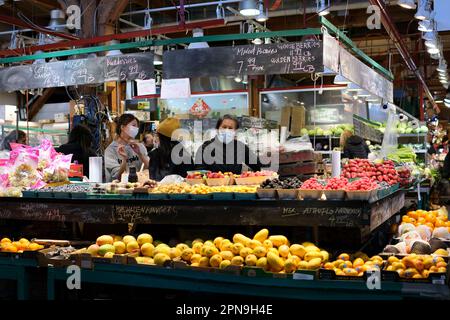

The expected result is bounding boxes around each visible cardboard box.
[290,106,306,136]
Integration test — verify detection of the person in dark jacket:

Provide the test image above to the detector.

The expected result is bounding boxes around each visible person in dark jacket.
[194,114,262,174]
[57,124,96,176]
[149,117,193,181]
[340,130,370,159]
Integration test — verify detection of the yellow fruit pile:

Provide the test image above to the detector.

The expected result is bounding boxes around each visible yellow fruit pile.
[87,230,329,273]
[150,184,258,195]
[385,254,447,279]
[401,208,450,231]
[151,183,193,194]
[323,253,384,277]
[0,237,44,253]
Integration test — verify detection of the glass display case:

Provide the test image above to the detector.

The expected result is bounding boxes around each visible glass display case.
[0,124,69,148]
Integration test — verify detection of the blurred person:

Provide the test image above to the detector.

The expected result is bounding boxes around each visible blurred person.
[340,129,370,159]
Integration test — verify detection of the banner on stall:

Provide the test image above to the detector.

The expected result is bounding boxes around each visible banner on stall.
[163,40,323,79]
[0,53,154,92]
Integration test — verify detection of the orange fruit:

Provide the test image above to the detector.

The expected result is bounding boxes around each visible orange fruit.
[446,221,450,227]
[435,219,445,228]
[424,222,434,230]
[417,217,426,225]
[402,216,410,223]
[425,214,436,224]
[407,211,419,220]
[419,211,427,218]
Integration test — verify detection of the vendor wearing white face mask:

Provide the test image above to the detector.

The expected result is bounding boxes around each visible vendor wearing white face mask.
[104,114,149,182]
[194,114,261,174]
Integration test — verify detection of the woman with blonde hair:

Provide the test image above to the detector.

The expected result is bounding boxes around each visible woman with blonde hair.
[340,129,370,159]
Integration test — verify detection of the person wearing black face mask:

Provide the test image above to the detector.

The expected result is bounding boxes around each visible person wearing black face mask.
[194,114,261,174]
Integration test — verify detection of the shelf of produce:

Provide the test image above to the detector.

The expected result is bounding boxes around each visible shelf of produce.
[46,262,449,300]
[0,191,405,238]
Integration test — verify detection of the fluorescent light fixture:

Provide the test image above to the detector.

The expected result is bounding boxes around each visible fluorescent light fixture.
[316,0,330,16]
[188,28,209,49]
[334,73,351,85]
[398,0,416,9]
[415,0,430,20]
[239,0,260,16]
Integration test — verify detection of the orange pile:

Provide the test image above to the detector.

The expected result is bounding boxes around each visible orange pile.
[0,238,44,253]
[401,209,450,231]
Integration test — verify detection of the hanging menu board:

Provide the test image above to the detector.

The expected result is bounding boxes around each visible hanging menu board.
[353,115,383,144]
[0,53,154,92]
[163,40,323,79]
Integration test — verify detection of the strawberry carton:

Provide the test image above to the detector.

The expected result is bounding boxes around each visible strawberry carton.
[298,178,325,200]
[323,177,348,200]
[344,177,379,200]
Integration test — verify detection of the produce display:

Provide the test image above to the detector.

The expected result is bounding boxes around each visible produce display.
[384,255,447,279]
[397,166,412,188]
[324,177,348,190]
[344,177,378,191]
[387,146,417,164]
[78,230,330,273]
[151,183,258,195]
[0,237,44,253]
[37,183,92,194]
[342,159,399,185]
[300,124,354,137]
[259,177,303,190]
[300,178,324,190]
[383,208,450,256]
[323,253,384,277]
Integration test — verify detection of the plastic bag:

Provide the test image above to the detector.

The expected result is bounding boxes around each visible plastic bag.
[36,139,58,170]
[8,147,42,189]
[379,109,398,159]
[42,154,72,183]
[281,134,314,152]
[159,174,185,185]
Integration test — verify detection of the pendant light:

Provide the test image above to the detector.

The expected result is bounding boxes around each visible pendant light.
[398,0,416,9]
[316,0,330,16]
[239,0,260,17]
[415,0,430,20]
[437,60,447,73]
[256,1,267,22]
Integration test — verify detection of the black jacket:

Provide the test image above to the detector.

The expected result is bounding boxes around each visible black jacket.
[56,143,96,175]
[442,152,450,179]
[194,138,261,174]
[343,135,370,159]
[149,142,193,181]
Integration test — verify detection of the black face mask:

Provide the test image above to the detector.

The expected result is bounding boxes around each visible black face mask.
[146,145,154,152]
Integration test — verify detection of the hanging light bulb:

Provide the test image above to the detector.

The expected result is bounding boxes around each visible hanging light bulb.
[256,1,268,22]
[216,2,225,19]
[242,75,249,84]
[316,0,330,16]
[239,0,260,16]
[187,28,209,49]
[252,37,263,45]
[398,0,416,9]
[428,46,440,54]
[234,75,242,83]
[437,59,448,73]
[418,19,433,32]
[144,10,153,30]
[415,0,430,20]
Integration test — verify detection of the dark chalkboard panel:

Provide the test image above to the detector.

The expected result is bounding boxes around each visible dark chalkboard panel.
[163,40,323,79]
[0,53,154,92]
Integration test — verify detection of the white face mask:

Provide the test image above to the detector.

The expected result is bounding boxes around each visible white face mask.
[125,125,139,138]
[217,129,235,144]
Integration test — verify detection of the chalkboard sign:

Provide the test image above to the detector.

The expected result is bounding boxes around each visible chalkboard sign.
[353,115,383,144]
[0,53,154,92]
[163,40,323,79]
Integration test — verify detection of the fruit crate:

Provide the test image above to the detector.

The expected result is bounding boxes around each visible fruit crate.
[186,178,205,185]
[318,268,369,281]
[381,269,449,284]
[277,189,299,200]
[242,266,293,279]
[322,190,346,201]
[298,189,322,200]
[173,260,241,276]
[256,188,276,199]
[345,190,372,201]
[36,248,77,268]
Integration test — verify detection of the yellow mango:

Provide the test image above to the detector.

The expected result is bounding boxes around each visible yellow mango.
[253,228,269,242]
[233,233,251,247]
[267,251,284,272]
[304,251,323,262]
[289,244,306,258]
[268,235,288,247]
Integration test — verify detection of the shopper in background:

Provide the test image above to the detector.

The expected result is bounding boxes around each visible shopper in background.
[57,124,96,176]
[194,114,261,174]
[340,129,370,159]
[143,132,155,155]
[149,117,192,181]
[104,114,149,182]
[0,130,26,151]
